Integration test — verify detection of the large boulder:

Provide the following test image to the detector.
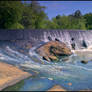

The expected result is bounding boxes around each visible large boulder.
[36,41,72,62]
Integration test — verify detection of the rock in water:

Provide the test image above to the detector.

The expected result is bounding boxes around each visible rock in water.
[48,85,66,91]
[0,62,31,91]
[55,38,60,42]
[81,60,88,64]
[36,41,72,62]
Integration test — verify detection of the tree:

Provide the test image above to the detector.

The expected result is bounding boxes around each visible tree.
[0,2,90,30]
[56,15,61,19]
[43,20,59,29]
[31,1,47,29]
[68,15,86,30]
[0,1,24,29]
[21,3,34,29]
[51,12,86,30]
[73,10,82,18]
[52,15,71,29]
[21,1,47,29]
[84,13,92,30]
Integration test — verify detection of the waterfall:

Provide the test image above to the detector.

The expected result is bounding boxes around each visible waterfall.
[40,30,92,49]
[0,29,92,49]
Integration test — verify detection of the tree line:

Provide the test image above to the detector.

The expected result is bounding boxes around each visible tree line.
[0,1,92,30]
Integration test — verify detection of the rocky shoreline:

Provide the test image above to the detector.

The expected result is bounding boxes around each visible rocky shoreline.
[0,62,32,91]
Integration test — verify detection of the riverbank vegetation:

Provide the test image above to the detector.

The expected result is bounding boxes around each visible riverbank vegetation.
[0,1,92,30]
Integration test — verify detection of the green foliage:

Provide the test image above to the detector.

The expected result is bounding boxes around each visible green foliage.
[21,5,33,29]
[9,22,24,29]
[21,1,47,29]
[40,20,59,29]
[0,1,24,29]
[73,10,82,18]
[52,13,86,30]
[84,13,92,30]
[0,1,92,30]
[52,15,71,29]
[68,15,86,30]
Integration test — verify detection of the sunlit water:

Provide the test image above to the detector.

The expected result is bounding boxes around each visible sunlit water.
[1,42,92,91]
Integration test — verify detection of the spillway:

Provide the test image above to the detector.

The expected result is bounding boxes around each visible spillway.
[0,29,92,49]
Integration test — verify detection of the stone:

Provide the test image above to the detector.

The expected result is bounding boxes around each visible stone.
[68,82,72,86]
[81,60,88,64]
[0,62,31,91]
[36,41,72,62]
[48,85,66,91]
[25,43,32,49]
[82,40,87,48]
[55,38,60,42]
[62,57,69,61]
[48,36,52,41]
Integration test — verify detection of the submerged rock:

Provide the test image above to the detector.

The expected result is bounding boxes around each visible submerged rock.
[36,41,72,62]
[55,38,60,42]
[48,85,66,91]
[68,83,72,86]
[81,60,88,64]
[62,57,69,62]
[82,40,87,48]
[48,36,52,41]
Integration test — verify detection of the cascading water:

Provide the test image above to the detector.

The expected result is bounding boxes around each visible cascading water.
[1,41,92,91]
[0,30,92,50]
[41,30,92,49]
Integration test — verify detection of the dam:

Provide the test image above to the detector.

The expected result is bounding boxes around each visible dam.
[0,29,92,49]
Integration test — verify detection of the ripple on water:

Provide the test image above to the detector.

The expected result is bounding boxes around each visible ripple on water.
[1,45,92,91]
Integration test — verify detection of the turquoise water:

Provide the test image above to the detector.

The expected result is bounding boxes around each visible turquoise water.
[4,60,92,91]
[1,44,92,91]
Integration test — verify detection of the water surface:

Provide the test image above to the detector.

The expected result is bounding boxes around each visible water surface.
[1,42,92,91]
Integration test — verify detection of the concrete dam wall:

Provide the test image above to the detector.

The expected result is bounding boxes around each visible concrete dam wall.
[0,29,92,49]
